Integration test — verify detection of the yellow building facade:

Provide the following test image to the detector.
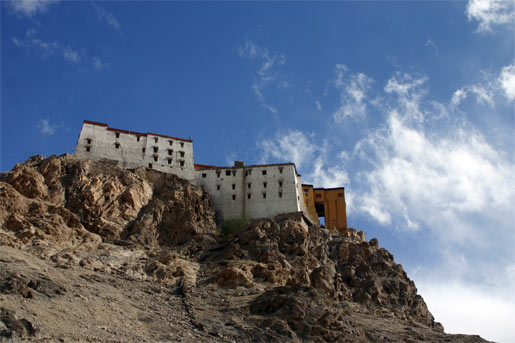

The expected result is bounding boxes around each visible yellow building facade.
[302,185,347,231]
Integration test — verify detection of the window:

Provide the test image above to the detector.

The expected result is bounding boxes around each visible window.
[279,167,283,174]
[298,196,300,200]
[149,163,153,168]
[226,170,231,176]
[263,193,267,199]
[304,188,309,192]
[137,136,140,142]
[278,192,282,198]
[167,159,172,165]
[180,142,184,147]
[153,147,158,153]
[278,181,283,187]
[263,182,267,188]
[305,192,309,197]
[115,143,120,149]
[247,183,251,189]
[216,185,220,190]
[154,137,158,143]
[262,170,267,175]
[338,193,344,198]
[202,173,207,178]
[248,194,251,199]
[153,156,158,162]
[169,140,173,146]
[180,151,185,157]
[168,149,173,155]
[86,138,92,144]
[86,147,91,152]
[216,171,221,178]
[142,148,146,153]
[180,161,185,167]
[232,184,236,190]
[115,132,120,138]
[232,195,236,200]
[315,194,322,198]
[232,170,236,176]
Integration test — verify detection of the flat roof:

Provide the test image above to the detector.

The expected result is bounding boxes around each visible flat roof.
[194,162,298,175]
[82,120,193,142]
[313,187,345,191]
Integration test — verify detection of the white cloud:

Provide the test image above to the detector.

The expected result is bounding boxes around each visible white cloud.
[260,130,317,170]
[7,0,59,17]
[37,119,56,135]
[418,281,515,343]
[91,2,122,33]
[92,56,109,70]
[384,72,427,123]
[12,36,81,64]
[355,110,514,233]
[498,63,515,101]
[466,0,515,32]
[333,64,374,122]
[452,85,494,107]
[63,47,80,63]
[13,35,110,70]
[424,37,439,55]
[238,40,286,114]
[259,130,349,189]
[315,100,323,112]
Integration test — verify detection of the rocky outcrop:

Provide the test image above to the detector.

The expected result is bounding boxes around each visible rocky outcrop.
[0,155,490,343]
[0,154,217,251]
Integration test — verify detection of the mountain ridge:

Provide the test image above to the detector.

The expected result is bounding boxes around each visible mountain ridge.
[0,154,491,342]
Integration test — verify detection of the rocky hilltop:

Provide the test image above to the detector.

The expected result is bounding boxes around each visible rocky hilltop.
[0,154,490,342]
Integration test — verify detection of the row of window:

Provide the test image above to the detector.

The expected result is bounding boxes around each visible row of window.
[229,192,283,200]
[302,189,344,199]
[148,160,185,168]
[84,137,187,152]
[112,133,185,147]
[212,181,283,190]
[206,167,285,178]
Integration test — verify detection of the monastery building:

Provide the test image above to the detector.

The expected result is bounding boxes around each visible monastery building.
[74,120,347,230]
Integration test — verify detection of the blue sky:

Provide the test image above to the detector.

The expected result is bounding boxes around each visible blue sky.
[2,0,514,341]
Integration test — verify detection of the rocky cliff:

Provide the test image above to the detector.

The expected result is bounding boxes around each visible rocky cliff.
[0,155,490,342]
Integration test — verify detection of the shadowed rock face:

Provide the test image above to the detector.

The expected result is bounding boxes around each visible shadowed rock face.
[0,155,490,343]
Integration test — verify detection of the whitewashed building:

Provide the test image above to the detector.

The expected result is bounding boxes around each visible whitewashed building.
[74,120,345,228]
[194,161,309,221]
[74,120,194,180]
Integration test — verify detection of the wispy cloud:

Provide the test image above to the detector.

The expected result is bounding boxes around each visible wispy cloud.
[466,0,515,32]
[333,64,374,123]
[259,130,349,188]
[92,56,109,70]
[498,63,515,101]
[451,85,494,107]
[451,64,514,107]
[37,119,57,135]
[424,37,439,55]
[63,47,80,63]
[12,35,108,70]
[91,2,122,34]
[6,0,59,17]
[238,40,286,115]
[315,100,323,112]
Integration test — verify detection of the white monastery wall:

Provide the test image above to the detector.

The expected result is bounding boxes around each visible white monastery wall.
[74,121,194,181]
[74,121,318,223]
[194,163,302,221]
